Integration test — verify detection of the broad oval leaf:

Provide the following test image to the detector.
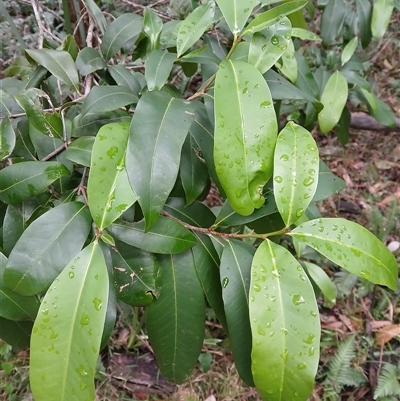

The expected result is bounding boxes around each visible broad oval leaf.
[215,0,258,34]
[107,216,197,254]
[0,161,70,204]
[320,0,346,46]
[176,1,215,57]
[75,47,106,76]
[0,117,15,161]
[64,136,95,167]
[4,202,91,295]
[341,36,358,66]
[318,71,348,134]
[249,240,320,401]
[146,251,205,383]
[145,50,176,91]
[371,0,394,39]
[214,60,277,216]
[291,218,398,290]
[101,13,143,60]
[126,91,195,230]
[220,240,254,386]
[303,261,337,303]
[30,241,109,401]
[25,49,79,91]
[143,8,163,50]
[87,122,137,230]
[273,122,319,226]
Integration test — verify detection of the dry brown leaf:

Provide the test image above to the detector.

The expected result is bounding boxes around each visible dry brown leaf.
[370,320,393,330]
[375,324,400,346]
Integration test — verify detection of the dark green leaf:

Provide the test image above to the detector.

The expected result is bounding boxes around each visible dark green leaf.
[76,48,106,76]
[335,105,351,145]
[108,66,145,95]
[145,50,176,91]
[0,317,33,349]
[85,0,107,34]
[60,35,79,60]
[294,53,320,99]
[64,136,95,167]
[0,117,15,161]
[313,160,346,201]
[356,0,372,48]
[143,8,163,50]
[320,0,346,46]
[180,44,220,65]
[303,261,337,303]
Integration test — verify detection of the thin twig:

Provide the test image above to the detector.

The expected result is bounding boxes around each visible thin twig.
[41,142,69,161]
[119,0,172,20]
[76,167,88,204]
[31,0,62,45]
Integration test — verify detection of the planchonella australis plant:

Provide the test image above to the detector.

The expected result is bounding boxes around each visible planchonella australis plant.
[0,0,398,400]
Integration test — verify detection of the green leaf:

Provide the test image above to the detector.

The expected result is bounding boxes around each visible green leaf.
[214,60,277,216]
[64,136,95,167]
[87,122,137,230]
[126,91,195,230]
[356,0,372,48]
[180,44,220,65]
[291,27,321,41]
[318,71,348,134]
[107,216,197,254]
[176,1,215,57]
[111,240,161,306]
[249,240,320,400]
[0,317,33,350]
[215,0,258,34]
[242,0,308,35]
[371,0,394,39]
[0,161,70,204]
[75,48,106,76]
[248,17,292,74]
[303,261,337,303]
[81,86,138,124]
[0,253,40,320]
[108,66,145,95]
[320,0,346,46]
[25,49,79,91]
[0,117,15,161]
[292,218,398,290]
[60,35,79,60]
[220,240,254,386]
[273,122,319,226]
[84,0,107,34]
[146,251,205,383]
[143,8,163,50]
[275,40,298,84]
[335,105,351,145]
[368,96,397,128]
[341,36,358,66]
[101,13,143,60]
[313,160,346,201]
[4,202,91,295]
[294,53,320,99]
[30,241,109,401]
[145,50,176,91]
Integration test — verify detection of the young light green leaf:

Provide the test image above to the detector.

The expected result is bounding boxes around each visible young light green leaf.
[75,47,106,76]
[25,49,79,91]
[273,122,319,226]
[242,0,307,35]
[250,240,320,401]
[87,122,137,230]
[176,1,215,57]
[101,13,143,60]
[275,39,297,83]
[318,71,348,134]
[146,251,205,383]
[220,240,254,386]
[215,0,258,34]
[291,27,322,41]
[64,136,95,167]
[107,216,197,254]
[0,117,15,161]
[248,17,292,74]
[0,161,70,204]
[4,202,92,296]
[371,0,394,39]
[143,8,163,50]
[320,0,346,46]
[30,241,109,401]
[356,0,372,48]
[341,36,358,66]
[145,50,176,91]
[126,91,195,231]
[291,218,398,290]
[214,60,277,216]
[303,261,337,303]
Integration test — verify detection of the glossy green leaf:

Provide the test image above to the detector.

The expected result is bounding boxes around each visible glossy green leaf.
[215,0,258,34]
[126,91,195,230]
[60,35,79,60]
[111,240,161,306]
[87,122,137,230]
[176,1,215,57]
[341,36,358,66]
[0,317,33,349]
[273,122,319,226]
[84,0,107,34]
[101,13,143,60]
[294,53,320,99]
[249,240,320,400]
[371,0,394,39]
[143,8,163,50]
[356,0,372,48]
[64,136,95,167]
[320,0,346,46]
[248,17,292,74]
[318,71,348,133]
[25,49,79,91]
[0,253,40,320]
[0,117,15,161]
[108,66,145,95]
[81,86,138,124]
[107,216,197,254]
[291,27,321,41]
[303,261,337,303]
[242,0,307,35]
[214,60,277,216]
[4,202,91,295]
[75,48,106,76]
[146,251,205,383]
[180,44,220,65]
[220,240,254,386]
[275,39,297,83]
[0,161,70,204]
[145,50,176,91]
[292,218,398,290]
[30,241,109,401]
[313,160,346,201]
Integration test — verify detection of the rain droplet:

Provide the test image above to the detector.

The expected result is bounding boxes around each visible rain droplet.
[68,272,75,279]
[222,277,229,288]
[303,177,315,187]
[260,100,271,108]
[42,309,49,315]
[258,326,266,336]
[80,314,90,326]
[292,294,305,305]
[274,176,283,183]
[253,284,261,292]
[297,362,307,370]
[303,333,315,344]
[296,208,304,218]
[280,154,289,161]
[271,36,279,45]
[92,298,102,311]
